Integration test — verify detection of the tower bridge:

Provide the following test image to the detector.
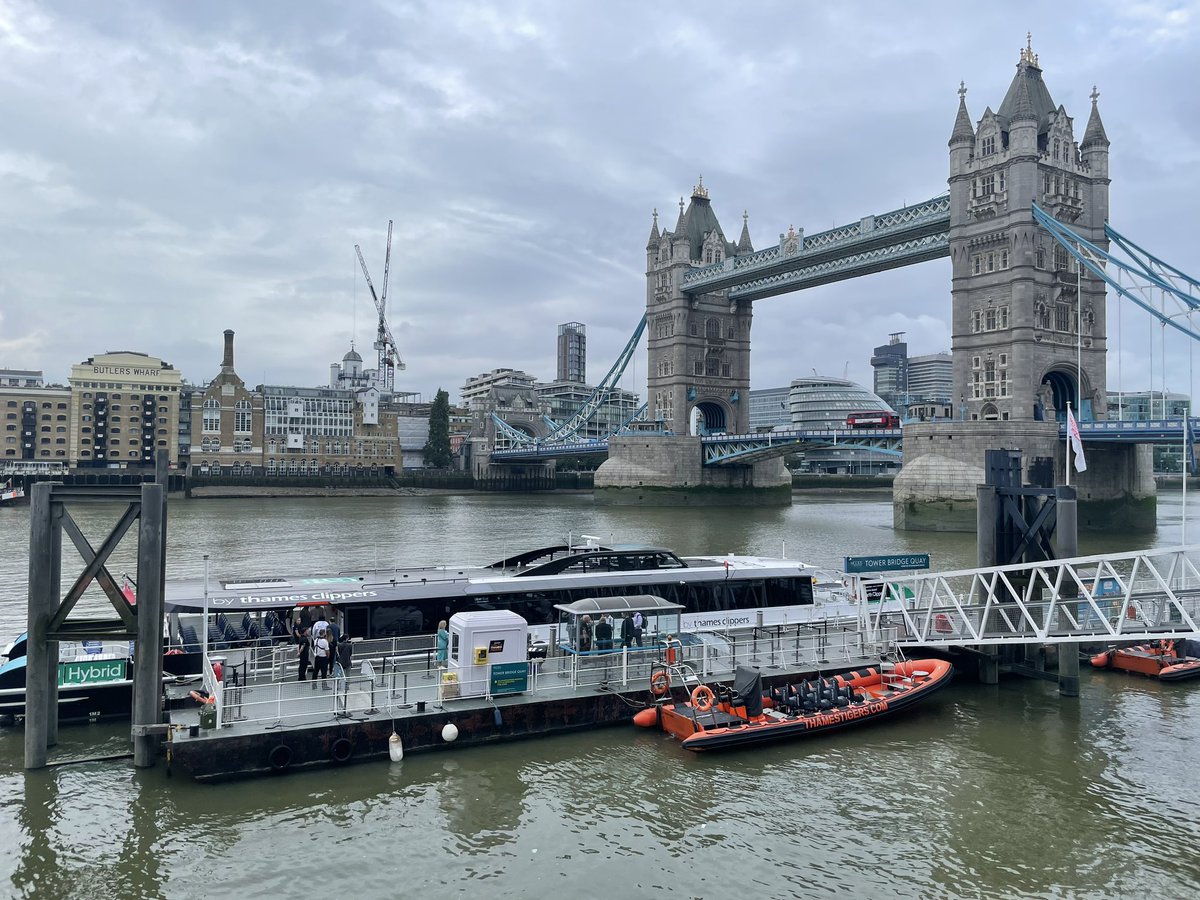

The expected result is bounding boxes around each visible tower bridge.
[481,39,1191,527]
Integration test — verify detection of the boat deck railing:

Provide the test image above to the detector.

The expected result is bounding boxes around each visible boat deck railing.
[186,622,900,734]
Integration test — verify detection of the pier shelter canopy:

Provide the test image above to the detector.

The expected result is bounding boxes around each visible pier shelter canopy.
[555,594,683,654]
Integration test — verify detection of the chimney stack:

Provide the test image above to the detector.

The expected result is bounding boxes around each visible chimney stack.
[222,329,235,371]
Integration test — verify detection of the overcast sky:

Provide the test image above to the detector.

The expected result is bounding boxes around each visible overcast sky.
[2,1,1198,405]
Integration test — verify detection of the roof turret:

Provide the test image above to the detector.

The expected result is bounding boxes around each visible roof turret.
[1081,85,1110,149]
[645,209,660,249]
[737,211,753,254]
[948,81,974,146]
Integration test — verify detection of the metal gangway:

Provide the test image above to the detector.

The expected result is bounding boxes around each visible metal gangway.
[859,546,1200,648]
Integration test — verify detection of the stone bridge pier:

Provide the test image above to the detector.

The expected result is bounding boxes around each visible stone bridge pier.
[893,421,1155,531]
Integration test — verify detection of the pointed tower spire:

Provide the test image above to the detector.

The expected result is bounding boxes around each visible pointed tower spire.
[949,81,974,147]
[645,208,660,249]
[674,196,686,233]
[737,210,753,254]
[1081,85,1110,149]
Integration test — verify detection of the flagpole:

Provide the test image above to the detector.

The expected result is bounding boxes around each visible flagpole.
[1077,256,1083,419]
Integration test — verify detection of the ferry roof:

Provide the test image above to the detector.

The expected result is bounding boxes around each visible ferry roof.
[163,545,819,614]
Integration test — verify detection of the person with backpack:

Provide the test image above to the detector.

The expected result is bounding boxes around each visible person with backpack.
[312,629,332,688]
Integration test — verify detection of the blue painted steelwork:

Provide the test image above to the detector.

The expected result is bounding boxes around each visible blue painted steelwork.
[1032,203,1200,339]
[490,413,537,446]
[700,429,902,465]
[680,195,950,300]
[492,428,905,466]
[540,315,647,443]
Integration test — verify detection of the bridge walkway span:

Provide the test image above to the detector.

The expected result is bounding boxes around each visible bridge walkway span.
[858,545,1200,649]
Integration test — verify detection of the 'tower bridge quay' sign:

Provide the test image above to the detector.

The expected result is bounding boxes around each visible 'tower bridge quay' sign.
[844,554,931,575]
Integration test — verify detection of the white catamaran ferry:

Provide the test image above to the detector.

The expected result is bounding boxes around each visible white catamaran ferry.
[164,542,855,649]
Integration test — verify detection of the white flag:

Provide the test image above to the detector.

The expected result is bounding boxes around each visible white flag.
[1068,408,1087,473]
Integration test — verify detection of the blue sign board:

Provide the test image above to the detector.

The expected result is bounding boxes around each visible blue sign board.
[843,554,931,575]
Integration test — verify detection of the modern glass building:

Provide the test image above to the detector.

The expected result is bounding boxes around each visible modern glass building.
[907,352,954,404]
[787,376,894,430]
[557,322,586,384]
[748,386,791,432]
[871,333,908,413]
[784,376,898,475]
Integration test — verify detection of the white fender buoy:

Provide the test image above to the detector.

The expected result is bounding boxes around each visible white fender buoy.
[441,723,459,743]
[388,732,404,762]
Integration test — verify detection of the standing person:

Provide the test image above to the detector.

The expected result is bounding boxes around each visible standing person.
[312,629,331,688]
[312,612,330,642]
[620,612,635,650]
[595,615,613,652]
[295,625,311,682]
[335,634,354,676]
[436,620,449,668]
[578,615,593,654]
[632,610,644,647]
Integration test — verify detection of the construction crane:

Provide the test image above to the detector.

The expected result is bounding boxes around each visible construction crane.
[354,220,405,391]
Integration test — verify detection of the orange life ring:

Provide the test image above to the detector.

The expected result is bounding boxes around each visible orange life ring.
[650,671,671,696]
[691,685,715,713]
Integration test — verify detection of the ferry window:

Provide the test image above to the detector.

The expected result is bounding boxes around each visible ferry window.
[765,577,814,606]
[450,630,459,663]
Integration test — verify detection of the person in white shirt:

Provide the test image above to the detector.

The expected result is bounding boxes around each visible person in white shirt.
[311,631,332,687]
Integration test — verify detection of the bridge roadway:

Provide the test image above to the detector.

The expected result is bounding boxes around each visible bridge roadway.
[489,417,1200,466]
[857,545,1200,649]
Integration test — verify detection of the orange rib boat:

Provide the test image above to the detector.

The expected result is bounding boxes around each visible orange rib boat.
[634,659,953,752]
[1090,640,1200,682]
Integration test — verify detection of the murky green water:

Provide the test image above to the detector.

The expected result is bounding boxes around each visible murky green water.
[1,491,1198,898]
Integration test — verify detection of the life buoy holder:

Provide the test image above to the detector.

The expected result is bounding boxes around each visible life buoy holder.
[691,685,715,713]
[650,671,671,696]
[331,737,353,764]
[268,744,293,772]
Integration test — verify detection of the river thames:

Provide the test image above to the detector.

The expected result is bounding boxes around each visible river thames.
[1,490,1198,899]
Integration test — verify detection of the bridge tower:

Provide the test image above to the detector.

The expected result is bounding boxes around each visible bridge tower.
[896,39,1154,531]
[949,36,1110,423]
[644,179,755,436]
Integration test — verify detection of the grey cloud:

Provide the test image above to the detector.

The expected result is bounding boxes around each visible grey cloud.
[0,0,1196,403]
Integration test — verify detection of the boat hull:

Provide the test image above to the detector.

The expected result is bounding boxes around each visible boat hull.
[1089,641,1200,682]
[644,659,953,752]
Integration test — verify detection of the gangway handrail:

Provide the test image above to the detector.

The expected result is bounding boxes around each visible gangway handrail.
[857,545,1200,646]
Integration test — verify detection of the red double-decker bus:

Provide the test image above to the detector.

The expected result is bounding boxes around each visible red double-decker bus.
[846,411,900,429]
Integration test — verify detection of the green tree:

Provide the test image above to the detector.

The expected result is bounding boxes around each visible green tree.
[423,388,452,468]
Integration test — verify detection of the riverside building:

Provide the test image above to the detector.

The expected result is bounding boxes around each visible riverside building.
[67,351,183,469]
[189,331,265,477]
[1,369,71,466]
